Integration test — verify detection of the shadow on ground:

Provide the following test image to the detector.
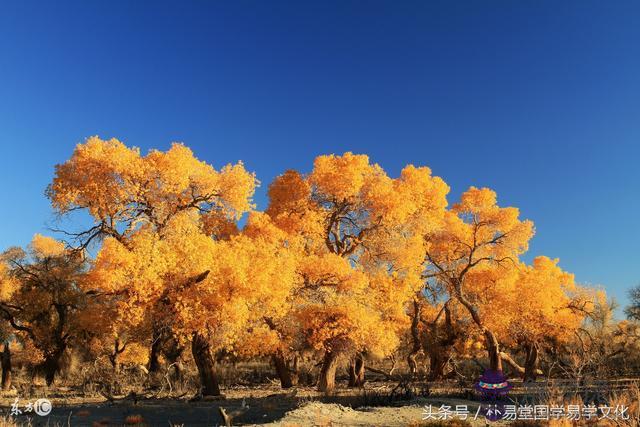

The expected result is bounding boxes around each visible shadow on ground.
[2,391,422,426]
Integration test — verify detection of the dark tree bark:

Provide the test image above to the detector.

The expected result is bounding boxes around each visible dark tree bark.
[317,350,339,393]
[163,335,184,365]
[485,329,503,372]
[424,301,458,381]
[272,352,296,389]
[523,342,539,382]
[407,299,422,376]
[43,347,66,386]
[347,354,365,387]
[499,351,544,378]
[263,317,298,389]
[428,351,450,381]
[191,332,220,396]
[40,303,71,386]
[1,343,11,390]
[148,328,163,373]
[454,280,503,372]
[162,334,185,382]
[170,361,184,383]
[109,338,126,373]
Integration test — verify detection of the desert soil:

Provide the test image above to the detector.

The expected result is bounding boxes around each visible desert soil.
[0,383,511,426]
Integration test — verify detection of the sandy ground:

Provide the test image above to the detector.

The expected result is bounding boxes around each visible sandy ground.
[2,377,637,425]
[0,391,508,426]
[0,399,500,427]
[264,399,508,427]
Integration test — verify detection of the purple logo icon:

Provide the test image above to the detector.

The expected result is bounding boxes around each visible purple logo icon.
[475,369,512,421]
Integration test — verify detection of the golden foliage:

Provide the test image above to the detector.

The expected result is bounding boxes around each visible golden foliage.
[255,152,451,363]
[30,233,66,257]
[48,136,257,230]
[0,235,89,368]
[0,139,602,387]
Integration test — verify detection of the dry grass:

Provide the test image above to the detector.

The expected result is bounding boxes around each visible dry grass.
[2,362,640,426]
[606,382,640,427]
[0,417,19,427]
[512,380,640,426]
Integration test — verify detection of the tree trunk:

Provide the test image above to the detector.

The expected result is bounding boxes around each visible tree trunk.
[292,355,299,379]
[109,338,126,373]
[191,333,220,396]
[407,299,422,376]
[427,351,449,381]
[1,343,11,390]
[407,353,419,376]
[425,301,456,381]
[524,342,539,382]
[317,350,339,393]
[485,329,503,372]
[43,348,65,386]
[110,354,120,374]
[348,354,365,387]
[170,361,184,383]
[163,335,185,383]
[148,330,163,373]
[164,335,183,364]
[499,351,544,379]
[454,280,503,373]
[272,352,295,389]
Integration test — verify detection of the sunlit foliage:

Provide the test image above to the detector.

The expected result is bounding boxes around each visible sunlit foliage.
[0,137,610,394]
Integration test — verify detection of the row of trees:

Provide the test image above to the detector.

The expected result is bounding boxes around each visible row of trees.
[0,137,613,395]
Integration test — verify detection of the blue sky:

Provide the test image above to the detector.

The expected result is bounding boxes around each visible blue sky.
[0,1,638,310]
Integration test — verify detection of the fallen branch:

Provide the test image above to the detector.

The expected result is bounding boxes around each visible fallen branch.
[218,401,249,427]
[499,352,543,376]
[364,366,397,379]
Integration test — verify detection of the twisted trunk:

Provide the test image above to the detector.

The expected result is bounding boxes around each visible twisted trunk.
[428,350,450,381]
[191,333,220,396]
[425,301,457,380]
[407,299,422,376]
[272,352,297,388]
[170,361,184,383]
[43,346,66,386]
[42,303,69,385]
[317,350,339,393]
[485,329,503,372]
[348,354,365,387]
[109,338,126,373]
[454,280,503,372]
[1,343,11,390]
[524,342,539,382]
[499,351,544,379]
[264,317,297,389]
[148,328,163,373]
[164,334,185,382]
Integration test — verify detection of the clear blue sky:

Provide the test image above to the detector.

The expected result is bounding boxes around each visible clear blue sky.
[0,1,638,310]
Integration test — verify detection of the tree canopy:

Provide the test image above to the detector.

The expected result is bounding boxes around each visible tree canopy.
[0,137,608,394]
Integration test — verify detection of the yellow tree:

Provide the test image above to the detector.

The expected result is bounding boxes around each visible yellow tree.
[0,261,17,390]
[423,187,534,372]
[228,212,301,388]
[172,212,298,394]
[0,324,11,390]
[0,235,90,385]
[264,153,449,392]
[75,292,153,374]
[48,137,257,396]
[413,296,470,380]
[460,256,592,381]
[504,256,587,381]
